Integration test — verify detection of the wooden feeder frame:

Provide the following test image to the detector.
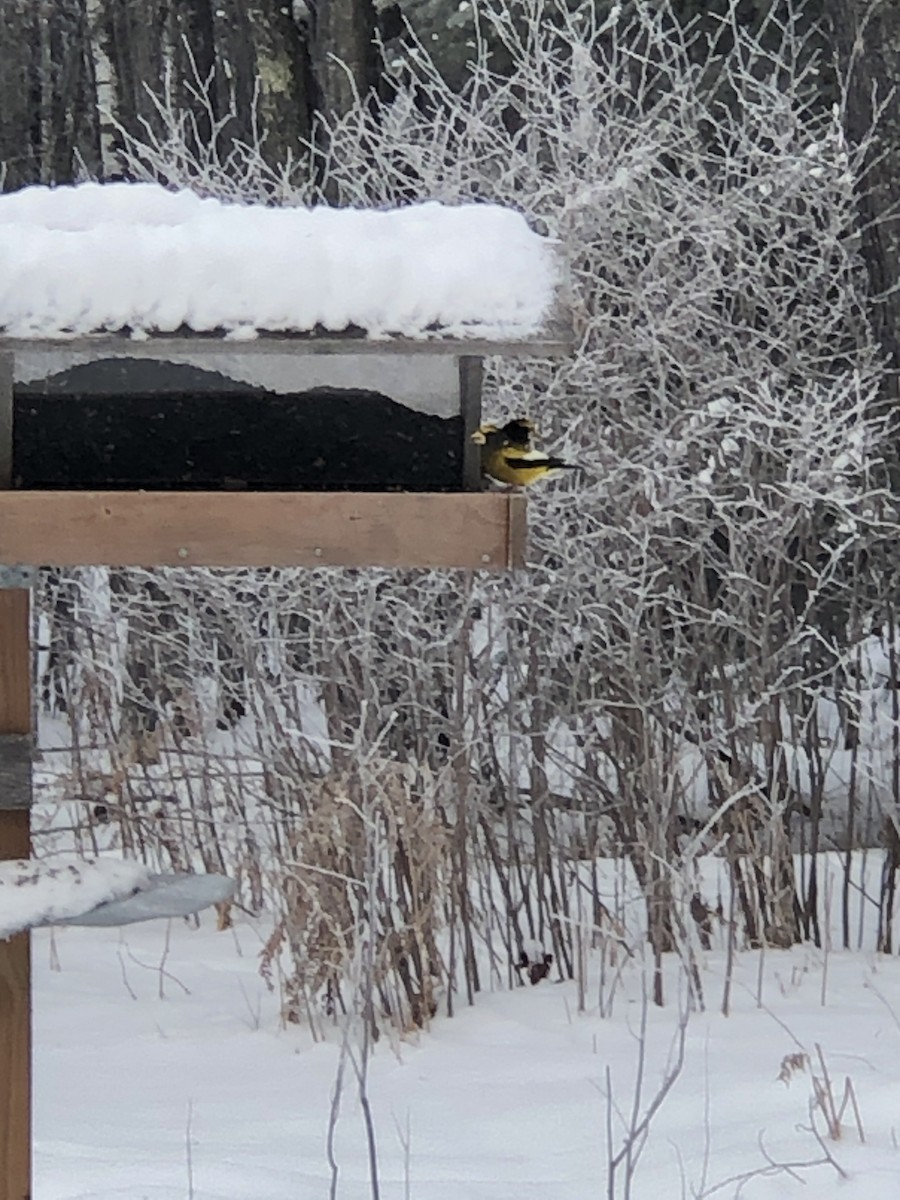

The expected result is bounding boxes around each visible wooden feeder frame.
[0,322,571,1198]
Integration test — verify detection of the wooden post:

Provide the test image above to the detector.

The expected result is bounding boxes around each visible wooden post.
[0,350,31,1200]
[459,356,484,492]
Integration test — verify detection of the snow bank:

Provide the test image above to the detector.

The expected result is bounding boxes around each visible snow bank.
[33,874,900,1200]
[0,856,151,939]
[0,182,559,341]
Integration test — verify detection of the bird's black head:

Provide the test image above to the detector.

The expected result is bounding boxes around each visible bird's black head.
[502,418,536,448]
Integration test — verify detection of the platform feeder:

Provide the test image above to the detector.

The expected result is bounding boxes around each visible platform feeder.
[0,185,572,1199]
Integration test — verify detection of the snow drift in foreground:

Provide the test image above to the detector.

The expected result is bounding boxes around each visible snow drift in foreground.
[0,856,150,939]
[34,890,900,1200]
[0,183,560,341]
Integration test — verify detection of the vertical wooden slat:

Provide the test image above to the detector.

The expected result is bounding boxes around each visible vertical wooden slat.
[507,492,528,569]
[0,348,31,1200]
[0,353,12,489]
[459,356,484,492]
[0,598,32,1200]
[0,595,31,732]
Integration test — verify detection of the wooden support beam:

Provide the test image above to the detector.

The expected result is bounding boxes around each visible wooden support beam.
[507,490,528,569]
[0,349,31,1200]
[0,491,527,570]
[0,354,11,490]
[459,357,484,493]
[0,323,574,362]
[0,590,32,1200]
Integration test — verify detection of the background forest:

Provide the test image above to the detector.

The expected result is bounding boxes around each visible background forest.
[4,0,900,1030]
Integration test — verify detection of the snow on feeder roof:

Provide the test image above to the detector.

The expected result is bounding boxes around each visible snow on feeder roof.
[0,182,562,342]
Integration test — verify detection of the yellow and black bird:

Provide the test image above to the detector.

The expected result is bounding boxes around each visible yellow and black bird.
[472,417,579,487]
[476,417,537,452]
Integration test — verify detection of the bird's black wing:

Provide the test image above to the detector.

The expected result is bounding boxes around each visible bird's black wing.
[502,455,579,471]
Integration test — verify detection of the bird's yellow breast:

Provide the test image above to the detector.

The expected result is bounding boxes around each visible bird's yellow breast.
[483,448,556,486]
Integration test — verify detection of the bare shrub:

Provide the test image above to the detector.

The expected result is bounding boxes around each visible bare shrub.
[777,1043,865,1143]
[261,761,448,1031]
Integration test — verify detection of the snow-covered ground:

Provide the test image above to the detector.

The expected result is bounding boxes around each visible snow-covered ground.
[34,912,900,1199]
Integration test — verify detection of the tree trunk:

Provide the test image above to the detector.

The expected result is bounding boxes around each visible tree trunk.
[100,0,168,165]
[308,0,378,121]
[171,0,219,153]
[46,0,102,181]
[0,1,41,188]
[0,0,100,188]
[825,0,900,380]
[248,1,314,159]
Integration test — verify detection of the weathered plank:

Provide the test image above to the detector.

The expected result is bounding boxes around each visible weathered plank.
[0,589,31,1200]
[507,493,529,570]
[0,595,29,736]
[0,737,32,813]
[459,357,484,493]
[0,837,30,1200]
[0,491,527,570]
[0,353,11,490]
[0,327,574,360]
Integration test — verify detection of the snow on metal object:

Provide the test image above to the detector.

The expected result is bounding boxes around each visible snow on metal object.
[48,873,236,928]
[0,856,235,937]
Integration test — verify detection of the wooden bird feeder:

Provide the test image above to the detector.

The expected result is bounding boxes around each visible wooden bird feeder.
[0,330,571,573]
[0,187,572,1197]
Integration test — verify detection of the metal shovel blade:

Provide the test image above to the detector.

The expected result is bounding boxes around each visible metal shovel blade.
[48,873,235,927]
